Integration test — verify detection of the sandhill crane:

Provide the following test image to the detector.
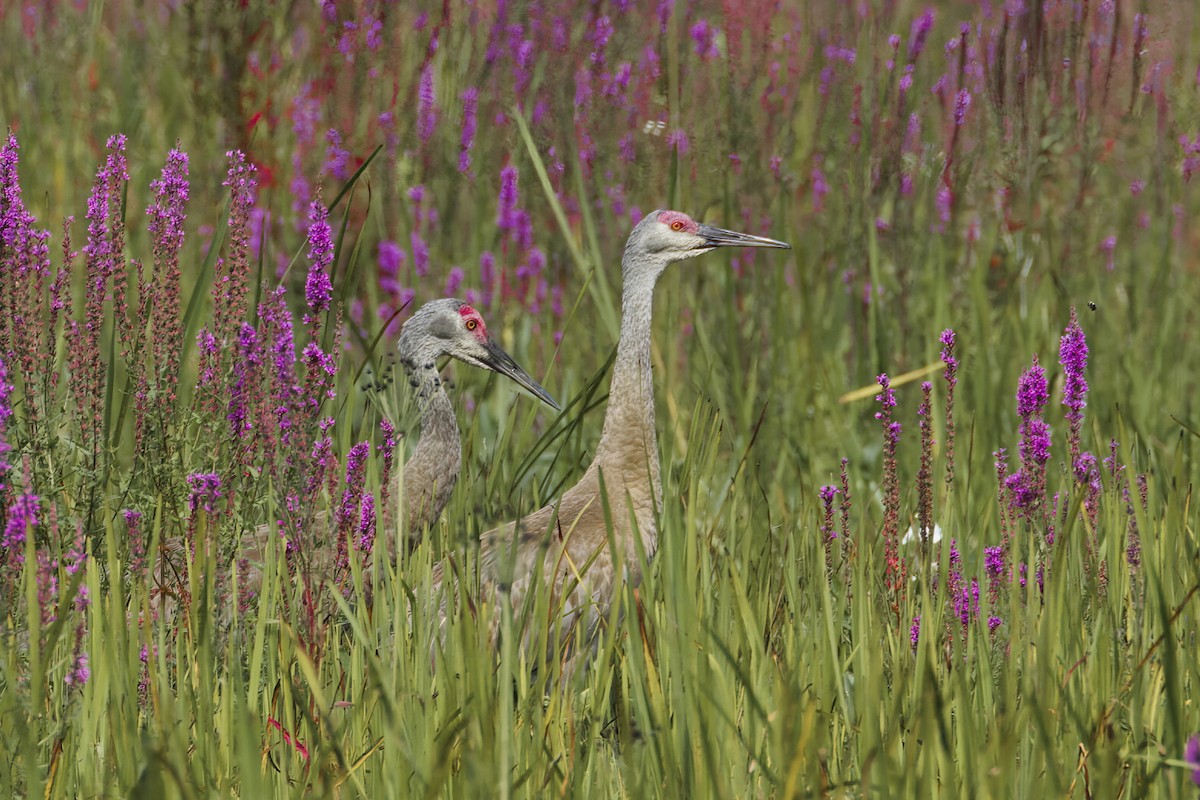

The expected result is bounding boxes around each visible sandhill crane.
[385,298,559,548]
[442,210,789,663]
[155,299,558,613]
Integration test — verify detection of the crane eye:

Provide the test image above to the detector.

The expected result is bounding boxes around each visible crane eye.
[670,221,685,231]
[465,318,478,331]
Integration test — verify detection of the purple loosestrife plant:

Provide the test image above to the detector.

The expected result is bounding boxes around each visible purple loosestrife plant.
[304,195,335,333]
[876,374,905,597]
[459,87,479,174]
[378,417,397,522]
[940,329,958,484]
[142,147,189,441]
[417,62,437,145]
[916,381,934,550]
[2,492,39,610]
[819,484,838,577]
[0,357,11,496]
[1006,355,1051,528]
[334,441,370,573]
[215,150,256,347]
[1,134,53,425]
[1059,308,1088,465]
[187,472,223,514]
[357,493,376,553]
[68,135,128,469]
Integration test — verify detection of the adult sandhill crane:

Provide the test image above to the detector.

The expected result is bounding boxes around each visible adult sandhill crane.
[155,299,558,612]
[443,210,789,661]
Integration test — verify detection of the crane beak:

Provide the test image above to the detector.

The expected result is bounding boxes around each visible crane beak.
[698,224,791,250]
[479,338,562,411]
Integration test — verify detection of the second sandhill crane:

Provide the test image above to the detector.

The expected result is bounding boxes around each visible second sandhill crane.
[445,210,789,658]
[386,298,559,547]
[155,299,557,610]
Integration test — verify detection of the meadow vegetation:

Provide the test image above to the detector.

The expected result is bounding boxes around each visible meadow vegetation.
[2,1,1200,796]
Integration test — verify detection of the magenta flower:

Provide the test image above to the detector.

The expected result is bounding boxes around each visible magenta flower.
[0,358,11,493]
[445,266,464,296]
[2,493,39,569]
[689,19,720,60]
[324,129,351,180]
[908,8,936,61]
[954,89,971,126]
[304,198,334,316]
[497,166,519,231]
[1059,309,1089,461]
[187,472,222,513]
[417,62,437,144]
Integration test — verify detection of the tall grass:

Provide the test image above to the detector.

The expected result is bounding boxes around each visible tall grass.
[2,1,1200,796]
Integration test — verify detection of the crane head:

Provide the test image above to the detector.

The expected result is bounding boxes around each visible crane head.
[635,210,791,260]
[400,299,560,411]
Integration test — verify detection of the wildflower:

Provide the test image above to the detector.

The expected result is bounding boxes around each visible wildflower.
[445,266,464,296]
[227,323,263,439]
[954,89,971,126]
[940,329,958,483]
[217,150,257,341]
[417,63,437,144]
[1007,357,1051,522]
[2,493,39,569]
[916,382,934,546]
[125,509,146,577]
[876,374,904,593]
[335,441,371,571]
[590,15,613,66]
[910,616,921,650]
[689,19,720,60]
[325,129,351,180]
[65,653,90,688]
[0,358,11,492]
[458,87,479,174]
[358,493,376,552]
[304,198,334,316]
[908,8,935,61]
[819,484,839,573]
[187,472,222,513]
[145,148,189,410]
[497,166,519,231]
[1059,309,1088,463]
[935,184,952,229]
[666,129,689,155]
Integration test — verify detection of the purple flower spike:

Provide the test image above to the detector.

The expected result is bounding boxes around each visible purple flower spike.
[1059,309,1089,463]
[304,197,334,318]
[0,358,12,493]
[187,472,222,513]
[940,329,958,484]
[417,63,438,144]
[954,89,972,126]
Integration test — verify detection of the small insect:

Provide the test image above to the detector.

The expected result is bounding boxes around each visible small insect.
[1087,301,1097,311]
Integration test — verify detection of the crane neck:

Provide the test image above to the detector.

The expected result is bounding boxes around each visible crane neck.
[591,256,667,497]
